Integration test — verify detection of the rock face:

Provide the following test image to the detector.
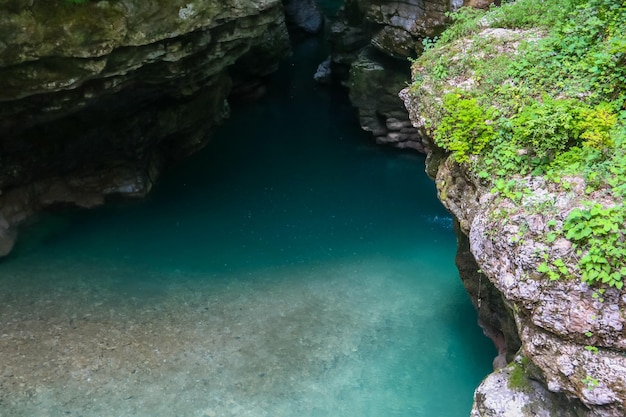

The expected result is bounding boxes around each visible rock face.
[427,154,626,417]
[0,0,290,254]
[320,0,493,153]
[349,47,426,151]
[402,28,626,417]
[471,358,588,417]
[282,0,323,34]
[357,0,455,57]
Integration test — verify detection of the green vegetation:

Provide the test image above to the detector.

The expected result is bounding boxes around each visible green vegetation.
[583,375,599,390]
[410,0,626,289]
[435,92,497,163]
[564,204,626,288]
[508,357,531,390]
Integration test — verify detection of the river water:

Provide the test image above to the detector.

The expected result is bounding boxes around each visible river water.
[0,13,493,417]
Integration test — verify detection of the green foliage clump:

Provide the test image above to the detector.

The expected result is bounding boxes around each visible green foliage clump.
[440,0,575,45]
[507,0,626,110]
[435,92,497,163]
[488,0,575,29]
[563,204,626,289]
[420,0,625,177]
[511,98,581,159]
[575,103,618,149]
[507,357,531,391]
[511,98,618,160]
[409,0,626,290]
[537,257,569,282]
[438,7,485,44]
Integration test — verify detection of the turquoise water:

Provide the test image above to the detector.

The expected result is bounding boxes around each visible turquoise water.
[0,34,494,417]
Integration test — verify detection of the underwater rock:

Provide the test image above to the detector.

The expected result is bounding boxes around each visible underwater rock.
[314,56,332,84]
[0,214,16,257]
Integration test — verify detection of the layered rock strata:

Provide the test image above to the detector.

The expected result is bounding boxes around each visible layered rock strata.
[319,0,493,152]
[348,46,425,151]
[0,0,291,255]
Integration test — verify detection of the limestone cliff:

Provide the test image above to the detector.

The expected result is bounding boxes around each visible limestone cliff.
[0,0,291,255]
[401,7,626,416]
[420,153,624,416]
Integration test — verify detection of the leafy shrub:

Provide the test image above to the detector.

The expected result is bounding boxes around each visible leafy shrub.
[511,98,618,159]
[511,98,580,159]
[409,0,626,290]
[564,204,626,289]
[576,103,618,149]
[434,92,497,163]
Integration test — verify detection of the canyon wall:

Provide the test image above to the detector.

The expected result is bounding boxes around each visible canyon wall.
[401,23,626,417]
[411,130,626,417]
[320,0,494,152]
[328,0,626,415]
[0,0,294,255]
[3,1,622,416]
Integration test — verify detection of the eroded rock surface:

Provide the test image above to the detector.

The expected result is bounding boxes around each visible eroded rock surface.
[0,0,290,254]
[471,359,588,417]
[349,47,425,152]
[402,26,626,417]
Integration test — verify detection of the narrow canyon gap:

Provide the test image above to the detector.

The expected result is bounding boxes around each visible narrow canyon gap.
[0,14,494,417]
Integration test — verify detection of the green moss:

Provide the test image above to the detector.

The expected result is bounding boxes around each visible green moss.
[435,91,497,163]
[508,357,531,391]
[31,0,126,48]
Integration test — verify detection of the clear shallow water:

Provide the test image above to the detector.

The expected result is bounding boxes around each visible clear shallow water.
[0,34,494,417]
